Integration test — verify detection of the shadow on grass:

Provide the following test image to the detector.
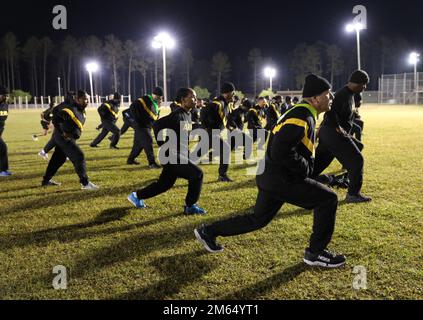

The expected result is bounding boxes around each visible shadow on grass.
[214,178,256,192]
[0,181,156,218]
[222,262,308,299]
[60,204,317,282]
[0,206,180,251]
[112,250,214,300]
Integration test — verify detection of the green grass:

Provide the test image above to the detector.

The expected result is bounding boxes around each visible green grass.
[0,104,422,300]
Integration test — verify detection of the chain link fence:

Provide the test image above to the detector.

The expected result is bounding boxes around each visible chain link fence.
[379,73,423,105]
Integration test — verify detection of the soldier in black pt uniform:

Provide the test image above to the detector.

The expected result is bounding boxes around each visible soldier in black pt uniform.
[127,88,206,215]
[127,87,163,168]
[226,98,253,160]
[42,90,98,190]
[195,75,347,269]
[264,98,281,134]
[312,70,371,203]
[90,92,122,149]
[0,86,11,177]
[32,102,54,141]
[246,97,266,143]
[38,92,75,161]
[200,82,236,182]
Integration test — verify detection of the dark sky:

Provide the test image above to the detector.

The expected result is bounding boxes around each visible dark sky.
[2,0,423,59]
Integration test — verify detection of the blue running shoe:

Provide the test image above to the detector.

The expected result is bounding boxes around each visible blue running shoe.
[127,192,146,208]
[184,204,206,215]
[0,171,12,177]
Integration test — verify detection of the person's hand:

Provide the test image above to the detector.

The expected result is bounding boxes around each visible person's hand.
[336,126,347,136]
[62,132,72,140]
[316,126,322,138]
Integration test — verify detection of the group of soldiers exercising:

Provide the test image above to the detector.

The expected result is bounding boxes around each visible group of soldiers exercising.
[0,69,371,268]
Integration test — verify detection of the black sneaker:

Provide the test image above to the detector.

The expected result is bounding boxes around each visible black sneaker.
[218,175,233,183]
[127,160,140,165]
[194,225,224,253]
[90,144,99,148]
[329,174,349,189]
[303,248,346,268]
[110,145,120,150]
[345,193,372,203]
[42,180,62,187]
[148,163,161,169]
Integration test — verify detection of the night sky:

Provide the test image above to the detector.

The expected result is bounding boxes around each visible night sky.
[2,0,423,59]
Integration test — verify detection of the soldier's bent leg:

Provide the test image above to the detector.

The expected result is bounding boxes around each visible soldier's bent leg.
[172,161,204,207]
[128,126,144,162]
[140,128,156,165]
[136,165,178,200]
[319,126,364,196]
[206,189,284,237]
[55,135,89,185]
[103,121,121,147]
[91,126,109,146]
[43,145,67,182]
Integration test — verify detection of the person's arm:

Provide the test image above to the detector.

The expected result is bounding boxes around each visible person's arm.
[153,113,173,146]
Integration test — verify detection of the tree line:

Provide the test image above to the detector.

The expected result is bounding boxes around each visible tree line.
[0,32,415,100]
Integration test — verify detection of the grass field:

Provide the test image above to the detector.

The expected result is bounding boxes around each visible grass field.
[0,104,422,300]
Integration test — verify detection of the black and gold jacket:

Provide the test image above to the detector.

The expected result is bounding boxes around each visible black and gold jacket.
[0,102,9,132]
[98,100,119,122]
[53,102,86,140]
[264,101,317,181]
[129,95,160,129]
[201,96,233,130]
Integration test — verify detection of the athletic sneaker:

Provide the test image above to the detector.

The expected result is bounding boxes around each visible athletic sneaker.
[127,192,146,208]
[110,145,119,150]
[38,150,49,161]
[346,193,372,203]
[0,171,12,177]
[42,179,61,187]
[90,144,99,148]
[81,181,99,190]
[303,248,346,268]
[184,204,207,215]
[194,225,224,253]
[218,175,233,183]
[32,135,38,141]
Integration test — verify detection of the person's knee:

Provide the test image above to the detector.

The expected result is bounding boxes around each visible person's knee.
[327,190,338,205]
[72,149,85,163]
[251,213,273,229]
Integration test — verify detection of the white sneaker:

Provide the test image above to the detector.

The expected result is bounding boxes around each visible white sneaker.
[32,135,39,141]
[81,181,99,190]
[38,150,49,160]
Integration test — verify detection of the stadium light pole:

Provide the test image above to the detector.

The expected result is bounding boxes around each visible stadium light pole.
[346,22,365,70]
[57,77,61,100]
[409,52,420,104]
[152,32,175,103]
[86,62,99,106]
[264,67,277,93]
